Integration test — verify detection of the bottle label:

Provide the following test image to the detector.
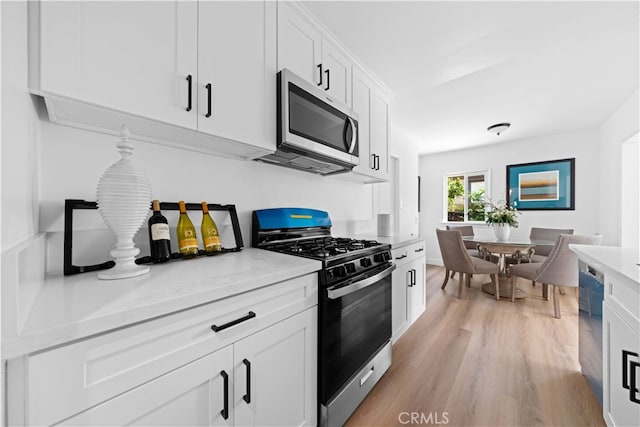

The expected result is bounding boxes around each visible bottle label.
[204,235,221,250]
[151,223,170,241]
[179,238,199,251]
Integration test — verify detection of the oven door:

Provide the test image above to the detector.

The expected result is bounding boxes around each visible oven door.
[319,263,395,403]
[278,69,359,166]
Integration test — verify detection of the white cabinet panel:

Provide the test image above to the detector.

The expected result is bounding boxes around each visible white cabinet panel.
[277,1,322,85]
[321,39,352,105]
[234,307,317,427]
[197,1,276,149]
[391,241,426,343]
[348,67,389,183]
[391,263,410,340]
[603,301,640,427]
[37,1,197,129]
[61,346,234,427]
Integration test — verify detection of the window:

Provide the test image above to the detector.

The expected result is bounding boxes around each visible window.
[444,171,489,222]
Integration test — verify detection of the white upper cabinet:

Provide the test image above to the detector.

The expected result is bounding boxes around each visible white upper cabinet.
[350,66,390,182]
[30,0,276,159]
[277,2,351,105]
[277,1,322,85]
[35,1,198,129]
[321,39,352,105]
[197,1,276,148]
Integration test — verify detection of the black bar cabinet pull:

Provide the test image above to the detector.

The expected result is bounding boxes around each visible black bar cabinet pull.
[623,349,640,404]
[415,247,424,252]
[220,370,229,419]
[186,74,192,112]
[630,360,640,404]
[376,155,380,170]
[407,270,413,287]
[211,311,256,332]
[243,359,251,404]
[206,83,212,118]
[325,69,330,91]
[317,64,323,87]
[370,154,376,170]
[395,254,407,260]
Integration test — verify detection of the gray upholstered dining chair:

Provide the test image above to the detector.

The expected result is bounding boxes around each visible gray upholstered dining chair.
[445,225,479,279]
[436,229,500,300]
[508,234,602,318]
[506,227,574,265]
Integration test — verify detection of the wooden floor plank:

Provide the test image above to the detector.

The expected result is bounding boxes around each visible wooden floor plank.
[344,265,605,427]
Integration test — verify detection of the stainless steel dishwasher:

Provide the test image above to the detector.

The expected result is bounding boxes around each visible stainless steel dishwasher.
[578,260,605,406]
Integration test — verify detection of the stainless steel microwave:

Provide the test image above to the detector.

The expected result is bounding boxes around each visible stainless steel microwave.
[257,69,359,176]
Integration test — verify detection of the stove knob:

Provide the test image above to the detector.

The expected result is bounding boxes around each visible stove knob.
[360,257,372,267]
[384,252,391,261]
[334,266,347,277]
[345,263,356,274]
[373,253,384,263]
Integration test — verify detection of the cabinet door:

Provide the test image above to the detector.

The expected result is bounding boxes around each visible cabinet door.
[408,259,426,323]
[321,40,352,105]
[352,68,373,176]
[392,262,410,342]
[234,307,317,427]
[370,91,390,179]
[60,346,234,427]
[603,303,640,427]
[277,2,322,85]
[38,1,197,129]
[197,1,276,151]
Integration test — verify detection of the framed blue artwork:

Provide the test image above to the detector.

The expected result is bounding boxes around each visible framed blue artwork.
[506,158,575,210]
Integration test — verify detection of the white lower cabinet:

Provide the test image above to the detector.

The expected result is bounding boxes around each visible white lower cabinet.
[391,240,426,342]
[60,308,317,427]
[8,274,318,426]
[234,307,317,427]
[603,300,640,427]
[61,345,234,426]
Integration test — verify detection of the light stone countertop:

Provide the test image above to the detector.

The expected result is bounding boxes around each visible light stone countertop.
[569,244,640,285]
[2,248,321,359]
[354,234,423,248]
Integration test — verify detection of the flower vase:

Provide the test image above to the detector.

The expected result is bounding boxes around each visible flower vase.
[96,125,152,280]
[493,223,511,241]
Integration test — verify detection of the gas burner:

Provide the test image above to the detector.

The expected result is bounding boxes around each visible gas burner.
[349,241,365,250]
[312,248,331,258]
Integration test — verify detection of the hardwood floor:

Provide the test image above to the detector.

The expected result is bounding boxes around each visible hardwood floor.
[345,265,605,427]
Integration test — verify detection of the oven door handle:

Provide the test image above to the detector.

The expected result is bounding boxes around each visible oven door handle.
[327,264,396,299]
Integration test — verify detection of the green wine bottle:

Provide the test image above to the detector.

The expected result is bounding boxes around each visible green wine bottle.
[176,201,199,258]
[201,201,222,254]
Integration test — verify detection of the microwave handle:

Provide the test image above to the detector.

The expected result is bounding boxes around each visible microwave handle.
[347,117,357,154]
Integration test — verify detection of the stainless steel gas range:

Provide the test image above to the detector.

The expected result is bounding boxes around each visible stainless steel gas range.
[252,208,394,427]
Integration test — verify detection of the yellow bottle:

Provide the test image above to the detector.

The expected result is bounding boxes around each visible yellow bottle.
[176,201,199,258]
[201,201,222,254]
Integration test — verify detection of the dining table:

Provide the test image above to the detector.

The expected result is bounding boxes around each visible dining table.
[462,236,556,299]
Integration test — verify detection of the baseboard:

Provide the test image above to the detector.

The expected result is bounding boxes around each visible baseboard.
[426,257,443,266]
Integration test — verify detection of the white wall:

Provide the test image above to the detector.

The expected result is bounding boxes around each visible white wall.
[620,138,639,249]
[390,127,419,237]
[598,90,640,247]
[419,129,601,265]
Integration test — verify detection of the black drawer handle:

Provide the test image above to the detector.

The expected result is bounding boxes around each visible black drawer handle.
[186,74,193,112]
[415,247,424,252]
[220,370,229,419]
[630,361,640,404]
[243,359,251,404]
[395,254,407,260]
[623,349,640,404]
[211,311,256,332]
[205,83,212,118]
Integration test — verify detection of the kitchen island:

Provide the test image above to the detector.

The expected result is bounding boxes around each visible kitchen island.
[570,244,640,427]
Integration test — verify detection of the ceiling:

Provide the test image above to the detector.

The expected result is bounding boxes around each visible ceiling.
[302,1,640,155]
